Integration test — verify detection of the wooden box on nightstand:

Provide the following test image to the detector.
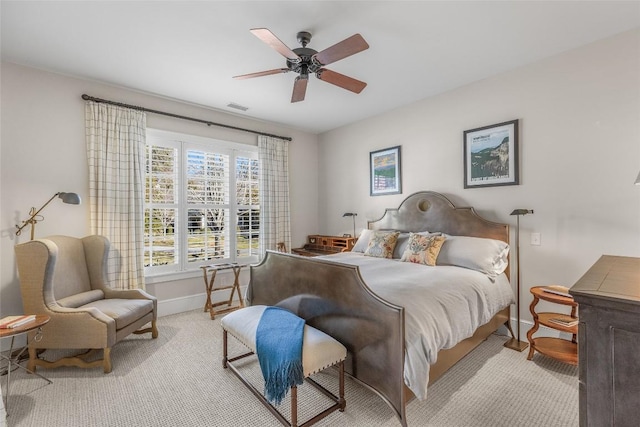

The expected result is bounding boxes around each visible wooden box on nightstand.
[292,235,355,257]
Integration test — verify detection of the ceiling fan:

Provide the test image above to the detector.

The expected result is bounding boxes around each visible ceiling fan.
[233,28,369,103]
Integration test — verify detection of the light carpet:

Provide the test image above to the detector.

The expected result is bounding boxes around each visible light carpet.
[2,310,578,427]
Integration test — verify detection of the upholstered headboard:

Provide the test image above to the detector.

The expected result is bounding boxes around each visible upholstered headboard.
[368,191,510,277]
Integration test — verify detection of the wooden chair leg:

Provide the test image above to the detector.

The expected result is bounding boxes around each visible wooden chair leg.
[28,346,38,372]
[152,319,159,338]
[103,347,112,373]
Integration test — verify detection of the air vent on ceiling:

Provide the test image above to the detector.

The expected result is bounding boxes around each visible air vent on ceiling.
[227,102,249,112]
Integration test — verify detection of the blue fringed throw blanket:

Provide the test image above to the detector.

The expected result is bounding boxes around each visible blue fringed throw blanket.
[256,307,305,405]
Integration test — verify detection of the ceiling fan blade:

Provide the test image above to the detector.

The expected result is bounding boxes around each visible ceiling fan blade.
[312,34,369,66]
[250,28,300,61]
[233,68,290,79]
[291,77,308,103]
[317,69,367,94]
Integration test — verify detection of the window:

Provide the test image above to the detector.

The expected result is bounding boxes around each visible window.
[144,130,259,275]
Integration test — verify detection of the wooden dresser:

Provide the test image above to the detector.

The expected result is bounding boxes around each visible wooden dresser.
[570,255,640,427]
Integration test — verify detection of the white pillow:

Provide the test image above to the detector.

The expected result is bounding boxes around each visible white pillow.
[352,229,373,253]
[436,235,510,278]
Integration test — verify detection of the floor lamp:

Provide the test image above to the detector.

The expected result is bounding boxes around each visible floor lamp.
[504,208,534,352]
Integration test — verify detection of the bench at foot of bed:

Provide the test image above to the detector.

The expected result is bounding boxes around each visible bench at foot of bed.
[221,305,347,427]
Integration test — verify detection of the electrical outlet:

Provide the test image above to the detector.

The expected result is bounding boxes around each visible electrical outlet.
[531,232,541,246]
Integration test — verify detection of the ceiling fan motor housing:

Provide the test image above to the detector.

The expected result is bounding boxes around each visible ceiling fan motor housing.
[287,46,323,78]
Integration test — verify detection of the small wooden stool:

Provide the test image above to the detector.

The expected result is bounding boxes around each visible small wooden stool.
[221,305,347,427]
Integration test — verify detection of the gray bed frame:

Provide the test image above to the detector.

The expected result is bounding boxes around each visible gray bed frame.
[246,191,513,426]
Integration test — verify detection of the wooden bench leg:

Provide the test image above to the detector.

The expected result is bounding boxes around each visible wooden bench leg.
[338,361,345,411]
[222,330,228,368]
[291,385,298,427]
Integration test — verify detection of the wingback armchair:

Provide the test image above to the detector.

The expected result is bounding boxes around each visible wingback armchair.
[14,235,158,373]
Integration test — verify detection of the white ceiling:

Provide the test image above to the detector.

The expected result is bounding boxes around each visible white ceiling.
[2,1,639,134]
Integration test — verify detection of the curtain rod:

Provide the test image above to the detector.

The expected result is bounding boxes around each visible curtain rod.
[81,94,292,141]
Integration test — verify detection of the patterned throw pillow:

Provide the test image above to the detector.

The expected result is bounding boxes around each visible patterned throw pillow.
[400,233,446,266]
[364,231,400,258]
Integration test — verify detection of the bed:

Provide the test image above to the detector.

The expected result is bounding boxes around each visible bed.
[246,191,515,426]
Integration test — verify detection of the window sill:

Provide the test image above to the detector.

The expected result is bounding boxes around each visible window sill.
[145,269,202,284]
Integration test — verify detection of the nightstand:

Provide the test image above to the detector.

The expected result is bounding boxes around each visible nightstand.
[526,286,578,365]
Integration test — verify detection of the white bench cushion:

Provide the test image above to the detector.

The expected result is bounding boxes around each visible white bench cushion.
[222,305,347,377]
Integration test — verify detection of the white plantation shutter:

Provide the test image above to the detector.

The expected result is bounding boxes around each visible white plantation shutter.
[236,155,260,258]
[145,144,179,271]
[185,149,230,264]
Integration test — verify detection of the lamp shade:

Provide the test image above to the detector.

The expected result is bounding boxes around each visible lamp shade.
[510,209,534,216]
[59,192,81,204]
[635,170,640,185]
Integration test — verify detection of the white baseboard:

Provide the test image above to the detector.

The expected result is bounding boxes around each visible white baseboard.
[157,293,207,317]
[157,286,248,318]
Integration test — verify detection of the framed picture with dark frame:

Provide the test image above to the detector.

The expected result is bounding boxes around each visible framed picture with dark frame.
[370,145,402,196]
[463,119,519,188]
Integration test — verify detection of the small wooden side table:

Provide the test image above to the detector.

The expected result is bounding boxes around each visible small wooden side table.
[526,286,578,365]
[1,315,52,416]
[200,263,247,319]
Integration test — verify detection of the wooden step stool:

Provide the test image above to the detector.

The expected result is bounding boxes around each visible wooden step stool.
[221,305,347,427]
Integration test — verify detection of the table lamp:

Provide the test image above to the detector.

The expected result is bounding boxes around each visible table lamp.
[342,212,357,238]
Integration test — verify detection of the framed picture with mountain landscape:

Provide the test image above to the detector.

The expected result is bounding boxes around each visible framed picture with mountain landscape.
[370,145,402,196]
[464,119,519,188]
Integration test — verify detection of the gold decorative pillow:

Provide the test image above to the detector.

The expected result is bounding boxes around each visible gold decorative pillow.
[400,233,446,266]
[364,231,399,259]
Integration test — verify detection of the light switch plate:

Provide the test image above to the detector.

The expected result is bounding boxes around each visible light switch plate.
[531,232,541,246]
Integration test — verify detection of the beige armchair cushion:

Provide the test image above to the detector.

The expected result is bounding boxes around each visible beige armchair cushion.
[57,290,104,308]
[85,298,154,331]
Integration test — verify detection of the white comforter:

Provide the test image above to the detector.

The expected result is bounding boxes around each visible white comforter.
[317,252,514,401]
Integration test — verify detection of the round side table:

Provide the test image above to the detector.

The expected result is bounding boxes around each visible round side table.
[526,287,578,365]
[1,315,52,416]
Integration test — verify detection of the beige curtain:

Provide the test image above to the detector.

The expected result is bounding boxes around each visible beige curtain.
[258,135,291,256]
[85,101,146,290]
